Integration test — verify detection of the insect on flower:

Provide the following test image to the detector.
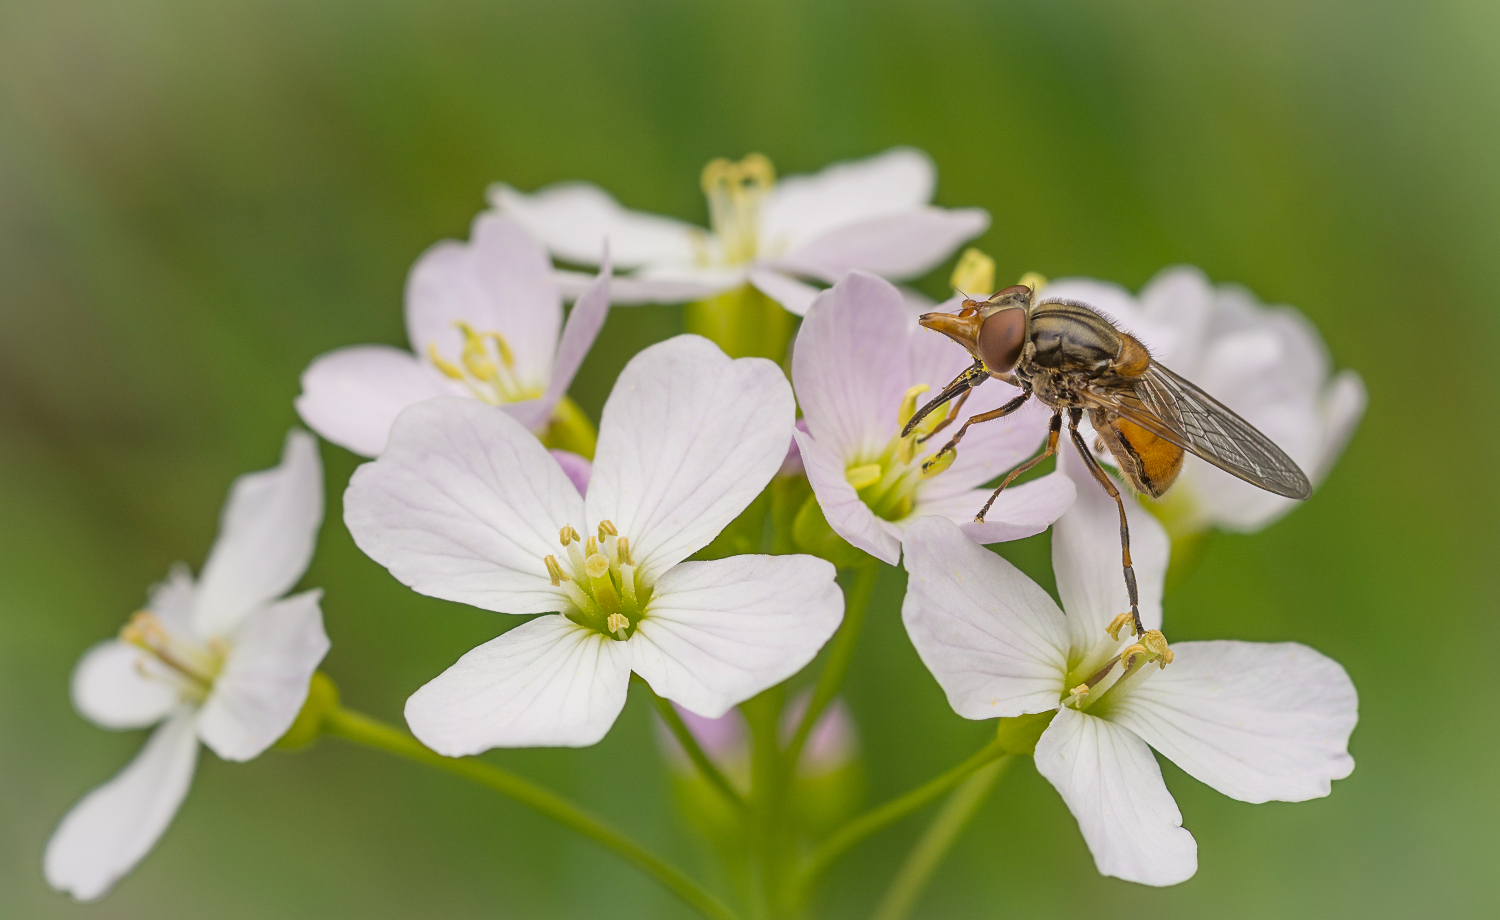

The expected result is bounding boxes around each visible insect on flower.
[905,283,1312,640]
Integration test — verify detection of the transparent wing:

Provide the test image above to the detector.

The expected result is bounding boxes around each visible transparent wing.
[1083,363,1312,500]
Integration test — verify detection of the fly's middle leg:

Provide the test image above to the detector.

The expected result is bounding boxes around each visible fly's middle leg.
[975,410,1061,522]
[921,389,1033,476]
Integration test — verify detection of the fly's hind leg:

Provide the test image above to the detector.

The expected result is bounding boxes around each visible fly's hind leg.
[975,410,1062,521]
[1065,408,1144,637]
[920,389,1033,476]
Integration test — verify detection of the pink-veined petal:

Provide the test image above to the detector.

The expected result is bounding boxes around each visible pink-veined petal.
[901,516,1072,719]
[506,254,611,431]
[770,207,989,283]
[549,450,592,495]
[630,554,842,718]
[295,345,447,457]
[759,148,937,253]
[913,471,1077,546]
[747,267,820,317]
[586,336,794,582]
[196,591,330,762]
[404,615,632,753]
[1034,706,1198,887]
[193,430,324,639]
[43,709,200,902]
[795,429,899,564]
[71,641,183,731]
[1106,640,1357,804]
[489,181,701,269]
[344,398,583,614]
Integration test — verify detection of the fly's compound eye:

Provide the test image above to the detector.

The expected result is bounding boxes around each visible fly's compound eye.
[977,308,1025,373]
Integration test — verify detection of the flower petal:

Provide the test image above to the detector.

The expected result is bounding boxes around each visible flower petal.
[913,471,1077,546]
[1106,640,1357,804]
[71,641,183,730]
[489,181,701,269]
[792,271,912,461]
[344,398,583,614]
[404,614,631,753]
[795,429,900,564]
[630,554,843,718]
[748,267,820,317]
[406,215,561,391]
[554,269,733,305]
[549,449,592,495]
[1034,706,1197,887]
[759,148,937,253]
[44,709,200,902]
[770,208,990,284]
[193,430,324,639]
[295,345,447,457]
[1053,447,1168,648]
[586,336,794,582]
[196,591,331,762]
[506,254,612,432]
[900,516,1071,719]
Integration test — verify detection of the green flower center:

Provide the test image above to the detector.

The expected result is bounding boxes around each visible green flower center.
[547,522,652,641]
[844,385,955,522]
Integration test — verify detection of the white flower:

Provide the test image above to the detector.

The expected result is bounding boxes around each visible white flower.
[491,148,988,316]
[901,448,1357,886]
[344,335,844,754]
[1042,266,1366,535]
[791,271,1076,564]
[45,431,330,901]
[296,214,611,457]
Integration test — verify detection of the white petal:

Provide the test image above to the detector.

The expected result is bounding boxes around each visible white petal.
[795,429,900,564]
[71,641,182,731]
[791,272,912,461]
[489,182,701,269]
[586,336,794,582]
[900,516,1071,719]
[562,270,733,305]
[748,267,820,317]
[550,449,592,495]
[44,709,200,902]
[344,398,582,614]
[1313,370,1366,484]
[295,345,447,457]
[630,555,843,718]
[406,215,560,390]
[913,471,1077,546]
[144,565,196,636]
[771,208,989,283]
[405,614,631,753]
[506,255,612,431]
[759,148,936,253]
[1053,447,1168,648]
[196,591,331,762]
[1034,707,1197,887]
[193,430,324,639]
[1106,640,1357,804]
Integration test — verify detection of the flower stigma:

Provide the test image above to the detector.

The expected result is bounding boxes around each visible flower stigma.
[427,322,542,405]
[699,154,776,266]
[546,521,648,639]
[843,384,955,522]
[119,611,223,701]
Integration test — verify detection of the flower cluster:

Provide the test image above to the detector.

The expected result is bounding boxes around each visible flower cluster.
[45,147,1363,912]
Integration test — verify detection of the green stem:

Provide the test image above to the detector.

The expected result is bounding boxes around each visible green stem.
[323,706,740,920]
[797,739,1010,894]
[869,757,1010,920]
[785,563,880,772]
[646,684,747,810]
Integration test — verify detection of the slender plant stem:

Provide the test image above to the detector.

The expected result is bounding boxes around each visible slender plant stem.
[797,739,1010,894]
[646,684,747,810]
[322,706,741,920]
[785,563,880,772]
[869,757,1010,920]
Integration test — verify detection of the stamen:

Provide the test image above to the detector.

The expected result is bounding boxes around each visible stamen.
[585,553,621,614]
[1106,612,1134,642]
[617,536,633,567]
[618,560,638,606]
[951,248,996,296]
[846,463,882,490]
[560,525,580,546]
[918,449,955,479]
[598,520,618,539]
[896,384,931,431]
[1066,684,1090,708]
[545,555,567,587]
[606,613,630,640]
[427,344,467,381]
[1140,630,1173,668]
[1119,643,1150,672]
[700,154,776,265]
[585,535,599,557]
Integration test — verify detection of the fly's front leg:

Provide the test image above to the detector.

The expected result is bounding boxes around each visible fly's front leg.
[902,360,988,438]
[976,410,1061,521]
[916,387,971,443]
[920,389,1032,476]
[1065,409,1143,637]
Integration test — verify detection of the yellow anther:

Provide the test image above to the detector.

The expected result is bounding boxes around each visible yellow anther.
[1016,271,1048,293]
[585,535,599,557]
[598,520,618,539]
[485,331,515,368]
[846,463,883,490]
[897,384,931,430]
[617,536,633,566]
[1066,683,1090,707]
[560,525,581,546]
[606,613,631,637]
[1106,612,1135,642]
[456,322,499,382]
[951,248,996,296]
[919,450,956,479]
[1119,643,1150,672]
[1141,630,1174,668]
[427,343,467,381]
[584,553,610,580]
[544,555,566,586]
[701,154,776,265]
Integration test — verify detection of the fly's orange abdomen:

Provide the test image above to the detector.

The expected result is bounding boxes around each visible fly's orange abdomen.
[1092,412,1185,498]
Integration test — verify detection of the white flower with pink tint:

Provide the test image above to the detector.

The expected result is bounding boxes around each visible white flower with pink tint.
[492,148,987,316]
[344,336,843,754]
[297,215,610,457]
[790,271,1075,564]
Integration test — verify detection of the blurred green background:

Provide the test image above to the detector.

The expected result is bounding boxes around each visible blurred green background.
[2,0,1495,917]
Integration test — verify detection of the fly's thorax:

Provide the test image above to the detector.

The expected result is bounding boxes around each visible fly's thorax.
[1026,300,1126,376]
[545,522,650,640]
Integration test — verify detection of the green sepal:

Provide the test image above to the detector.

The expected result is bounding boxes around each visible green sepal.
[540,395,598,459]
[275,670,340,751]
[994,709,1056,756]
[791,492,868,569]
[684,283,796,362]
